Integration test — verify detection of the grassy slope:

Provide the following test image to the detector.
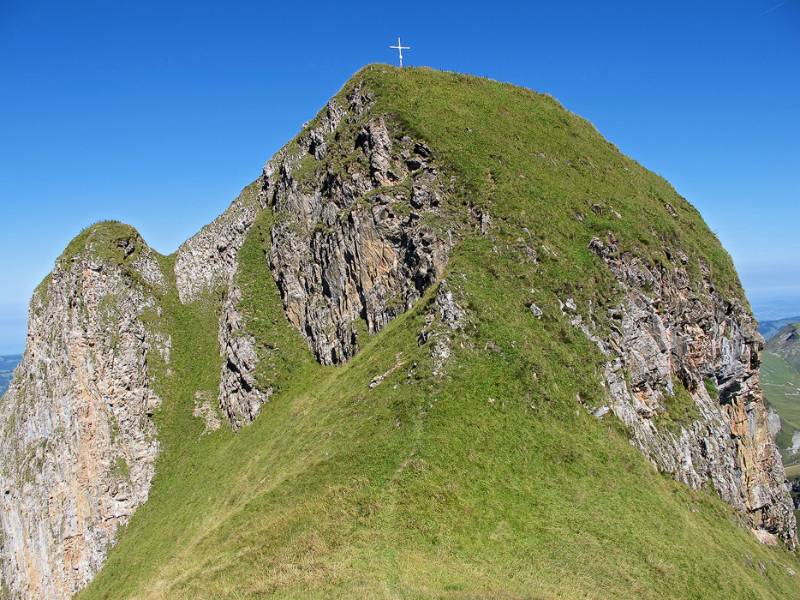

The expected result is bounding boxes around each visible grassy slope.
[79,66,799,599]
[762,352,800,466]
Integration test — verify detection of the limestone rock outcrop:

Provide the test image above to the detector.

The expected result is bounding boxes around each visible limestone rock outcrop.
[174,185,263,304]
[0,227,166,598]
[217,286,271,430]
[587,233,797,548]
[418,281,466,377]
[263,94,452,365]
[175,86,452,431]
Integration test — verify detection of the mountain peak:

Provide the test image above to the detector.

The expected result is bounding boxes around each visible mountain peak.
[1,67,798,599]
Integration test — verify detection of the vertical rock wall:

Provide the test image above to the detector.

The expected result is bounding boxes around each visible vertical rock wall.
[0,234,166,598]
[263,95,452,366]
[587,233,797,547]
[173,185,267,431]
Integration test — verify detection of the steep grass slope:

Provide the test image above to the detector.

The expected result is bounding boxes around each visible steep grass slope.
[78,66,799,598]
[763,333,800,467]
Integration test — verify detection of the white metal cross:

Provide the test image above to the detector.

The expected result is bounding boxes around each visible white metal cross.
[389,37,410,68]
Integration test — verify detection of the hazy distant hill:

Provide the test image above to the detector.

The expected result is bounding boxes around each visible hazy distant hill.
[760,316,800,341]
[762,323,800,486]
[762,352,800,463]
[767,323,800,372]
[0,354,21,396]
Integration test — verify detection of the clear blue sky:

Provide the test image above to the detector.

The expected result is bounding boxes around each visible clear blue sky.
[1,0,798,353]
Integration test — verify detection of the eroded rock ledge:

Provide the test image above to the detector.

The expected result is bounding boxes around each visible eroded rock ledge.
[585,233,797,548]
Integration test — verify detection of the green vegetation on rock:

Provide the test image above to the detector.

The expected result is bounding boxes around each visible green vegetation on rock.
[235,197,318,395]
[658,378,702,431]
[59,221,143,267]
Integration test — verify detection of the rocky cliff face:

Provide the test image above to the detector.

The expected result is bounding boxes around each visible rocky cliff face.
[585,232,797,547]
[172,182,270,431]
[0,227,166,598]
[209,86,454,429]
[263,94,452,366]
[174,185,262,305]
[217,284,271,430]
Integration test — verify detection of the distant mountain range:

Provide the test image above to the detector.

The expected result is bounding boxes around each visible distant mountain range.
[0,354,21,396]
[760,316,800,341]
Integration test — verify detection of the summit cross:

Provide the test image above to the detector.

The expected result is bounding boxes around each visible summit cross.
[389,37,410,68]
